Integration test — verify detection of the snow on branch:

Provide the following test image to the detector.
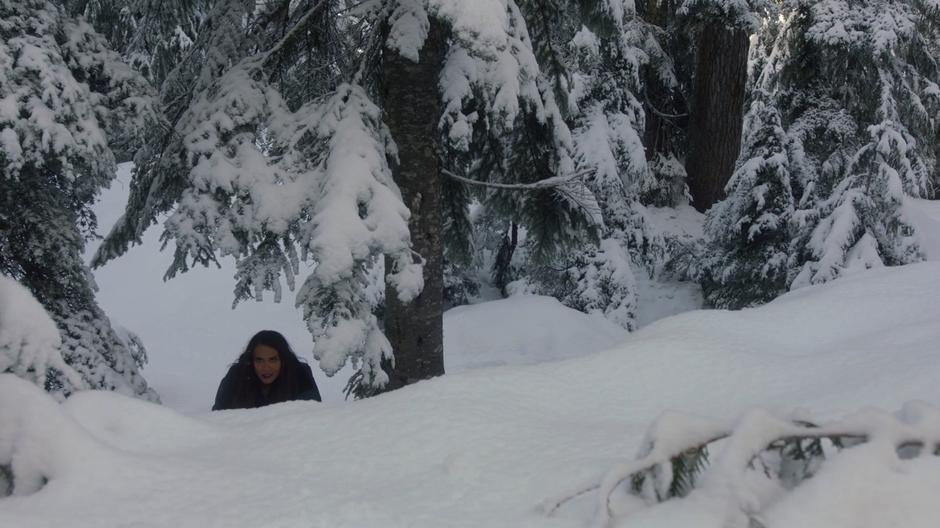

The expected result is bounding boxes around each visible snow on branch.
[541,404,940,527]
[0,276,84,393]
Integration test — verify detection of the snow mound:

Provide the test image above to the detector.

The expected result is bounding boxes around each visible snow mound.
[444,294,627,371]
[585,402,940,528]
[1,263,939,527]
[906,198,940,260]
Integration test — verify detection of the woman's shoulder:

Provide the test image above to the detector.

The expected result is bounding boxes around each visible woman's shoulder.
[212,362,244,410]
[297,360,314,375]
[294,360,321,402]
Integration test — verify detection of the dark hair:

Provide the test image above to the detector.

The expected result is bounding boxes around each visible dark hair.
[229,330,307,408]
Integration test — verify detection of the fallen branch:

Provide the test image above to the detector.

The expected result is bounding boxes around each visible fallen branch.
[542,410,940,527]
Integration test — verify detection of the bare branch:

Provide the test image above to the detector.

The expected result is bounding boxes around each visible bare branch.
[261,0,333,68]
[539,481,600,517]
[644,94,688,119]
[441,168,593,191]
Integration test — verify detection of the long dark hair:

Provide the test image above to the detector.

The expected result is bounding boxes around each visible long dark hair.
[229,330,306,408]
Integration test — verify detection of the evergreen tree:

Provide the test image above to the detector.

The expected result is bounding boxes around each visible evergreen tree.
[784,0,938,286]
[0,0,157,399]
[701,93,793,308]
[440,0,601,270]
[636,0,692,208]
[93,0,602,393]
[68,0,206,87]
[679,0,761,212]
[381,10,448,391]
[514,0,664,329]
[703,0,939,307]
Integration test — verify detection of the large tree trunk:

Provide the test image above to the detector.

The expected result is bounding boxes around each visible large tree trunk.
[381,18,446,391]
[685,22,749,212]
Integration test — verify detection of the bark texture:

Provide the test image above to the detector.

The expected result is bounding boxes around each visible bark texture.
[381,18,446,391]
[685,22,749,212]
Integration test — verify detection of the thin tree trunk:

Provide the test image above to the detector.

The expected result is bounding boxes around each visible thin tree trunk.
[685,22,749,212]
[382,18,446,391]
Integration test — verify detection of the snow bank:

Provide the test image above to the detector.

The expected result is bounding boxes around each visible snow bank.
[766,436,940,528]
[0,375,105,497]
[0,276,81,390]
[594,402,940,528]
[444,295,627,371]
[906,198,940,260]
[3,262,938,527]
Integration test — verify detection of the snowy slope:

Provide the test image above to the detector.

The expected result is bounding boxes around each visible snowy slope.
[3,262,940,528]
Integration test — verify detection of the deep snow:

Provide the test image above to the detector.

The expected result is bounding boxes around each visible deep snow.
[2,260,940,528]
[3,164,936,527]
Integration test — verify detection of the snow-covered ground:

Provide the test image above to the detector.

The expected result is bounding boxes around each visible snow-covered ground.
[3,165,937,526]
[635,204,705,327]
[3,257,940,527]
[907,197,940,259]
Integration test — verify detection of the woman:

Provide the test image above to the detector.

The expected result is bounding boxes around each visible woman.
[212,330,321,410]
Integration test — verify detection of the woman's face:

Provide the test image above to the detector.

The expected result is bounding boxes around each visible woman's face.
[252,344,281,385]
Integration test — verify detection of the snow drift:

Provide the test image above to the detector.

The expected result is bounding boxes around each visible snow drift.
[1,262,940,527]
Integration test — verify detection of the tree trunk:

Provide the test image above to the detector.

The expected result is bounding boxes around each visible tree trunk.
[492,222,518,297]
[685,22,749,212]
[382,18,446,391]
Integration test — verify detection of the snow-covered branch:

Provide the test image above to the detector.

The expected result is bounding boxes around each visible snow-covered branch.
[0,276,84,393]
[543,405,940,527]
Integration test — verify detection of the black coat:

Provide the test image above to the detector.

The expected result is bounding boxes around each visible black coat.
[212,361,321,410]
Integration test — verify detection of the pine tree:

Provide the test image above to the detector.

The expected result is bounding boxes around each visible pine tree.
[510,0,664,329]
[440,0,601,270]
[89,0,601,394]
[636,0,692,208]
[678,0,761,212]
[787,0,938,286]
[701,93,794,308]
[703,0,939,306]
[381,10,447,391]
[0,0,157,399]
[66,0,208,87]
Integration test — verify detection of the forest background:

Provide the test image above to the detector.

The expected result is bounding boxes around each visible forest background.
[1,0,938,401]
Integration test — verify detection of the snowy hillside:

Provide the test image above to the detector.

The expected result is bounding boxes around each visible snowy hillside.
[3,261,940,528]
